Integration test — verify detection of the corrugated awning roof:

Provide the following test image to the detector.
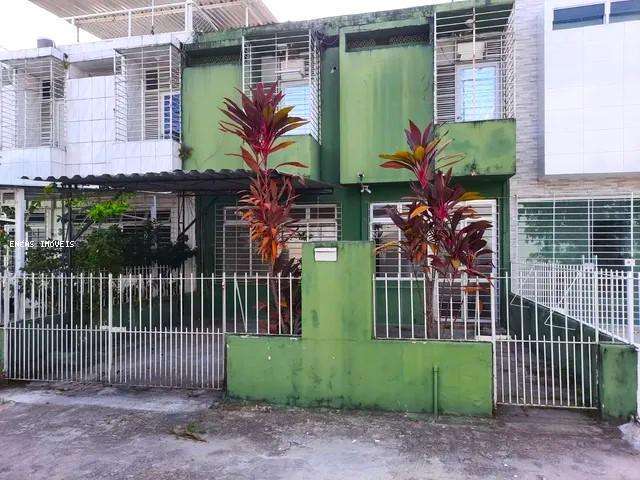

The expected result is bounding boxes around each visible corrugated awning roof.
[24,169,334,195]
[29,1,276,39]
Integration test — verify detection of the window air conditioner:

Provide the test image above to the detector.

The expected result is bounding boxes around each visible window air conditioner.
[277,58,305,82]
[457,41,485,61]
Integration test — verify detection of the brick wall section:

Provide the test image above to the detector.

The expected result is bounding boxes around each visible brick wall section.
[509,0,640,262]
[511,0,640,197]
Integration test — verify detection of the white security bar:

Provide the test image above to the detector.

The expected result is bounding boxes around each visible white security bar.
[242,31,321,142]
[0,56,66,149]
[434,4,516,123]
[0,272,300,389]
[372,273,496,341]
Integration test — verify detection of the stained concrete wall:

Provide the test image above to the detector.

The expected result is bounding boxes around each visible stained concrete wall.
[227,241,494,416]
[181,62,320,178]
[599,343,638,420]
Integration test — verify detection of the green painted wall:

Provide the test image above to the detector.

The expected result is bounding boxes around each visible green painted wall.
[339,27,434,184]
[599,343,638,420]
[182,62,243,171]
[227,241,494,415]
[439,120,516,177]
[182,62,320,178]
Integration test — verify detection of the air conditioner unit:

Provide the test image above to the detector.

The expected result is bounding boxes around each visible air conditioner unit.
[278,58,305,81]
[457,41,485,61]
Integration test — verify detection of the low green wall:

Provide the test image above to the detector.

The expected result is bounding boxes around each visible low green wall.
[599,343,638,420]
[227,241,494,416]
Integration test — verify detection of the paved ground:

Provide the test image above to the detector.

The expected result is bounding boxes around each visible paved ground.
[0,382,639,479]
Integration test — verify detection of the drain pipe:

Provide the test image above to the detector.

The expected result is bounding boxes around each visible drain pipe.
[433,365,439,418]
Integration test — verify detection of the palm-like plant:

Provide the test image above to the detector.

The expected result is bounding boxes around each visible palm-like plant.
[379,120,493,337]
[220,82,307,334]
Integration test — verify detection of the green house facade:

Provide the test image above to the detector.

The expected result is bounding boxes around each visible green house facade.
[181,0,516,276]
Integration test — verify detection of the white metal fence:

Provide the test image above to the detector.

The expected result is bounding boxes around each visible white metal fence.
[513,262,638,344]
[374,267,631,410]
[373,273,496,341]
[0,272,299,389]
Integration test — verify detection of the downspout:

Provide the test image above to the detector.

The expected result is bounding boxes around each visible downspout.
[433,365,439,418]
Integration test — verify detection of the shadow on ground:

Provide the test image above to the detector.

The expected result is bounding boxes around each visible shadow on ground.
[0,382,638,480]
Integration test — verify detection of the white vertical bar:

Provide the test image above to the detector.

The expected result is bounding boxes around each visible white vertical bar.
[627,271,634,343]
[107,273,113,383]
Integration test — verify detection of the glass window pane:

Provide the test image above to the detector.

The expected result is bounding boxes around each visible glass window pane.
[458,65,498,122]
[281,83,310,135]
[611,0,640,22]
[553,4,604,29]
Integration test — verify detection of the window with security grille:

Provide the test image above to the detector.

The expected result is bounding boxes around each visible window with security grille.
[242,31,320,142]
[434,4,515,123]
[0,55,66,149]
[114,44,181,142]
[73,209,173,247]
[370,200,498,277]
[218,204,340,274]
[515,196,640,269]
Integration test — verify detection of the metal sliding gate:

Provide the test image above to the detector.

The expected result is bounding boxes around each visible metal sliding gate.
[1,274,225,389]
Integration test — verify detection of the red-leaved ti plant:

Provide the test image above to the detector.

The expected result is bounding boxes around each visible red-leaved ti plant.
[378,120,493,338]
[220,83,307,334]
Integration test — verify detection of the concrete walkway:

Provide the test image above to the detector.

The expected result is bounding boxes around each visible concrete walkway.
[0,382,638,479]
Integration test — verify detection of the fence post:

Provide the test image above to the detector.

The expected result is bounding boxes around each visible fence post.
[222,272,226,334]
[2,275,7,376]
[592,269,599,343]
[107,273,113,383]
[627,271,635,344]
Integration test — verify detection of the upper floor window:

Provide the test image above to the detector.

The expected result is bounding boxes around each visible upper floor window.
[553,4,605,29]
[163,92,181,141]
[456,64,500,122]
[242,31,321,142]
[434,5,515,123]
[610,0,640,22]
[114,44,182,143]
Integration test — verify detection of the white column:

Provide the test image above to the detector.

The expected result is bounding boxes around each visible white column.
[13,187,25,273]
[185,0,194,32]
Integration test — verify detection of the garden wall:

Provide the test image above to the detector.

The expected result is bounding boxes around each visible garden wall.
[227,241,493,416]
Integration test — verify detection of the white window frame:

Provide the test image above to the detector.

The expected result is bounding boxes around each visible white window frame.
[455,62,501,122]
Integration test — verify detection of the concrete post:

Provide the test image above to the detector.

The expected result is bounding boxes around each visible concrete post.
[13,187,25,273]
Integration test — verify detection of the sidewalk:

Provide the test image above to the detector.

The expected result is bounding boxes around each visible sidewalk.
[0,382,638,479]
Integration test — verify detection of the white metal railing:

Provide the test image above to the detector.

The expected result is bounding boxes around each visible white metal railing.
[0,271,299,388]
[62,1,272,39]
[373,273,497,341]
[513,262,637,345]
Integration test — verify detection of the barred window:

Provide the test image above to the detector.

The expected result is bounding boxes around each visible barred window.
[218,204,340,274]
[370,200,498,277]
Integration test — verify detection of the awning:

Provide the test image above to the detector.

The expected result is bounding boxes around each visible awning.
[24,169,335,196]
[29,1,276,39]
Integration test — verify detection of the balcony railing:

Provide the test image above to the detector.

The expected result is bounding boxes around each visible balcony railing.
[60,1,276,40]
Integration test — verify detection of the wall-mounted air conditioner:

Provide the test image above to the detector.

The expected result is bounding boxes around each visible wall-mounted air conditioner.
[277,57,305,82]
[457,41,485,61]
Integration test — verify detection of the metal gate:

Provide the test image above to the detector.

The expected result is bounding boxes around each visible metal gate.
[495,263,640,410]
[1,274,225,389]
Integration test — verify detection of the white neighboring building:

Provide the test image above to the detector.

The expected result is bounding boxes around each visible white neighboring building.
[512,0,640,269]
[0,1,275,270]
